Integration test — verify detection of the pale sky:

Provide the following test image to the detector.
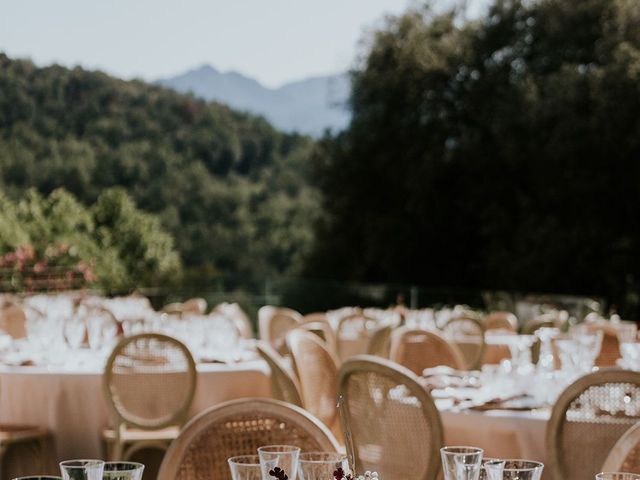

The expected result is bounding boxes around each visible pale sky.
[0,0,422,88]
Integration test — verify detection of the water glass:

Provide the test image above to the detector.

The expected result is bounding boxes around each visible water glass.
[596,474,640,480]
[258,445,300,480]
[484,459,543,480]
[441,446,483,480]
[12,477,62,480]
[229,455,263,480]
[479,458,500,480]
[298,452,349,480]
[60,460,104,480]
[102,462,144,480]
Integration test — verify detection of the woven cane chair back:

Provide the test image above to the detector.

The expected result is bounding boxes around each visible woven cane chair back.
[255,341,303,407]
[602,421,640,473]
[103,333,197,430]
[367,325,393,358]
[547,369,640,480]
[299,319,338,356]
[258,306,302,354]
[287,330,340,430]
[338,356,443,480]
[441,317,485,370]
[157,398,339,480]
[483,311,518,332]
[389,327,465,375]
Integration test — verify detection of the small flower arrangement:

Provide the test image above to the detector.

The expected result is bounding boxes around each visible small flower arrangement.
[269,466,379,480]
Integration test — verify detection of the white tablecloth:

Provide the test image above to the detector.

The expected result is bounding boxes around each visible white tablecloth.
[0,360,271,462]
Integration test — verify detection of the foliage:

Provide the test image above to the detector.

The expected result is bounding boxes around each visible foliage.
[0,188,180,292]
[307,0,640,314]
[0,54,319,288]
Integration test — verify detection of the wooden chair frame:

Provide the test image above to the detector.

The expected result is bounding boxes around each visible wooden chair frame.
[157,398,339,480]
[441,317,485,370]
[102,333,197,460]
[602,421,640,473]
[338,355,443,480]
[547,369,640,480]
[255,341,304,407]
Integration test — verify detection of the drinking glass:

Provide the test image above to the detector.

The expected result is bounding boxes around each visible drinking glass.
[298,452,349,480]
[484,459,543,480]
[60,460,104,480]
[440,446,483,480]
[229,455,263,480]
[596,474,640,480]
[479,458,501,480]
[258,445,300,480]
[102,462,144,480]
[12,477,62,480]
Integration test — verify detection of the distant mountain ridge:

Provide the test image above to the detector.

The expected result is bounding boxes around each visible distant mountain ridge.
[159,65,351,136]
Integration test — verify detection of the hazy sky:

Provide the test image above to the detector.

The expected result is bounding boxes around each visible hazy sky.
[0,0,420,88]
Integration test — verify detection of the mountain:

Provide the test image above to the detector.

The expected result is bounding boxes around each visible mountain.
[159,65,351,136]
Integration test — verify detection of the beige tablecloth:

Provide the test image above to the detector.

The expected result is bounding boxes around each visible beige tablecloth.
[442,408,548,461]
[0,360,271,465]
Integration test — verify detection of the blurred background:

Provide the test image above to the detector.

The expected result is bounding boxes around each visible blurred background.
[1,0,638,318]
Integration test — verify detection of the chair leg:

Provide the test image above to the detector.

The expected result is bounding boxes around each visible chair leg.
[0,442,7,480]
[111,440,124,461]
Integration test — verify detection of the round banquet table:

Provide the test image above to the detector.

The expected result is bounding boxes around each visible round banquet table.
[442,408,549,466]
[0,360,271,464]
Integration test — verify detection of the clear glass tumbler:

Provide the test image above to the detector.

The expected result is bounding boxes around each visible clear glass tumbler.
[258,445,301,480]
[229,455,263,480]
[484,459,543,480]
[102,462,144,480]
[440,446,484,480]
[60,460,104,480]
[298,452,349,480]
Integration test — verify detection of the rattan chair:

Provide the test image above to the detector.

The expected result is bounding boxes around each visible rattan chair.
[338,355,444,480]
[0,302,28,339]
[367,325,393,358]
[336,314,378,360]
[102,333,197,461]
[255,341,303,407]
[482,311,518,332]
[389,327,465,375]
[441,317,485,370]
[601,421,640,473]
[258,306,302,354]
[573,322,622,367]
[547,369,640,480]
[157,398,339,480]
[286,330,341,435]
[299,319,338,356]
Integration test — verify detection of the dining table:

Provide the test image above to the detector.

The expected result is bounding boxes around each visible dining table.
[0,358,271,474]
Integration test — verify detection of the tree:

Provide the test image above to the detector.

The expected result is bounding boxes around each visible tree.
[307,0,640,315]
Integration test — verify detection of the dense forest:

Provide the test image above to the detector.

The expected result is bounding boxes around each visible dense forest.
[306,0,640,315]
[0,54,319,289]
